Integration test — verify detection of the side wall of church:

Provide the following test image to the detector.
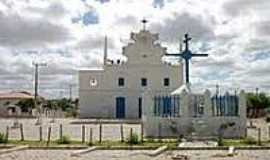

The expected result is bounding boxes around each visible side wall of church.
[79,64,182,118]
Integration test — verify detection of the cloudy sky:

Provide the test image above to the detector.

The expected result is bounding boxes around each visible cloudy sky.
[0,0,269,98]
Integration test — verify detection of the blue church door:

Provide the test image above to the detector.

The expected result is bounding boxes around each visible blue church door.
[116,97,125,118]
[138,97,142,118]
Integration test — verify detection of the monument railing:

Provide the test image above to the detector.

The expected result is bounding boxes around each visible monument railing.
[149,90,244,118]
[211,94,239,117]
[153,95,181,117]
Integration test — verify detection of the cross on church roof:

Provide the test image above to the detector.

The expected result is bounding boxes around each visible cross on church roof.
[165,33,208,84]
[141,18,148,31]
[183,33,192,51]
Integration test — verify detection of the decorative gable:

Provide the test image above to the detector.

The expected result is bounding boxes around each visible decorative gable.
[122,30,167,65]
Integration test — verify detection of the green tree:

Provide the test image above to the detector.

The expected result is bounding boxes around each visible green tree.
[56,98,73,111]
[16,99,35,112]
[247,93,270,118]
[44,98,78,117]
[44,100,57,110]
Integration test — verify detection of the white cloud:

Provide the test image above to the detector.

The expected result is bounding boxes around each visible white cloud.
[0,0,270,98]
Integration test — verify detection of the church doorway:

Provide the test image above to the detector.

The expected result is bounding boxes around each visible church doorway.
[116,97,125,118]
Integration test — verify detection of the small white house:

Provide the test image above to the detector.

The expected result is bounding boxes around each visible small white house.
[79,29,183,119]
[0,91,34,117]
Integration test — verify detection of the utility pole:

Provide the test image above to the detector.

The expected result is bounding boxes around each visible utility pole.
[33,62,47,101]
[33,61,47,125]
[69,84,74,101]
[255,87,259,96]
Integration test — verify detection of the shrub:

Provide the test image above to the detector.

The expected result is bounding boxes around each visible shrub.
[88,141,93,146]
[177,135,184,143]
[217,137,224,146]
[127,133,139,145]
[243,136,257,145]
[0,133,7,143]
[57,135,71,144]
[266,116,270,123]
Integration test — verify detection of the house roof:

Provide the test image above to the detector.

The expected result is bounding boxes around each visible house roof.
[0,91,34,100]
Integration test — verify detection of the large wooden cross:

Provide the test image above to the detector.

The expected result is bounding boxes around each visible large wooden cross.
[166,33,208,84]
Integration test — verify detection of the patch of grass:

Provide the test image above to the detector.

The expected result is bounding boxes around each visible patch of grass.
[222,137,260,146]
[13,138,270,148]
[4,139,177,148]
[146,138,155,143]
[222,139,245,147]
[242,136,257,145]
[86,140,177,148]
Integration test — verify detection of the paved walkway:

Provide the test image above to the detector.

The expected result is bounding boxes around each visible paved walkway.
[1,149,270,160]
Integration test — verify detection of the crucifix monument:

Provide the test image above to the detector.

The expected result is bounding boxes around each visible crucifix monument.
[166,33,208,84]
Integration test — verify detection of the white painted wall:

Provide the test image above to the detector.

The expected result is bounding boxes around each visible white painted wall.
[142,90,247,138]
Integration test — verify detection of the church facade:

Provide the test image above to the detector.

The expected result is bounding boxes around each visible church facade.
[79,29,183,119]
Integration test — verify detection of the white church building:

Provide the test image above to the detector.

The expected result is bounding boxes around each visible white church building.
[79,29,183,119]
[79,22,247,138]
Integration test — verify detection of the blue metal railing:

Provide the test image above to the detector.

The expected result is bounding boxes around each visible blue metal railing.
[153,95,181,117]
[211,94,239,116]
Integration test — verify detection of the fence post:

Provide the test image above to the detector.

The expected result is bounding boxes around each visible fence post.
[245,127,248,138]
[5,126,9,143]
[89,128,93,146]
[250,120,253,128]
[59,124,63,140]
[158,122,162,141]
[258,128,261,145]
[129,128,133,144]
[141,123,144,142]
[20,123,24,141]
[120,124,124,142]
[268,126,270,140]
[99,123,102,143]
[82,125,85,143]
[47,126,52,146]
[39,126,43,141]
